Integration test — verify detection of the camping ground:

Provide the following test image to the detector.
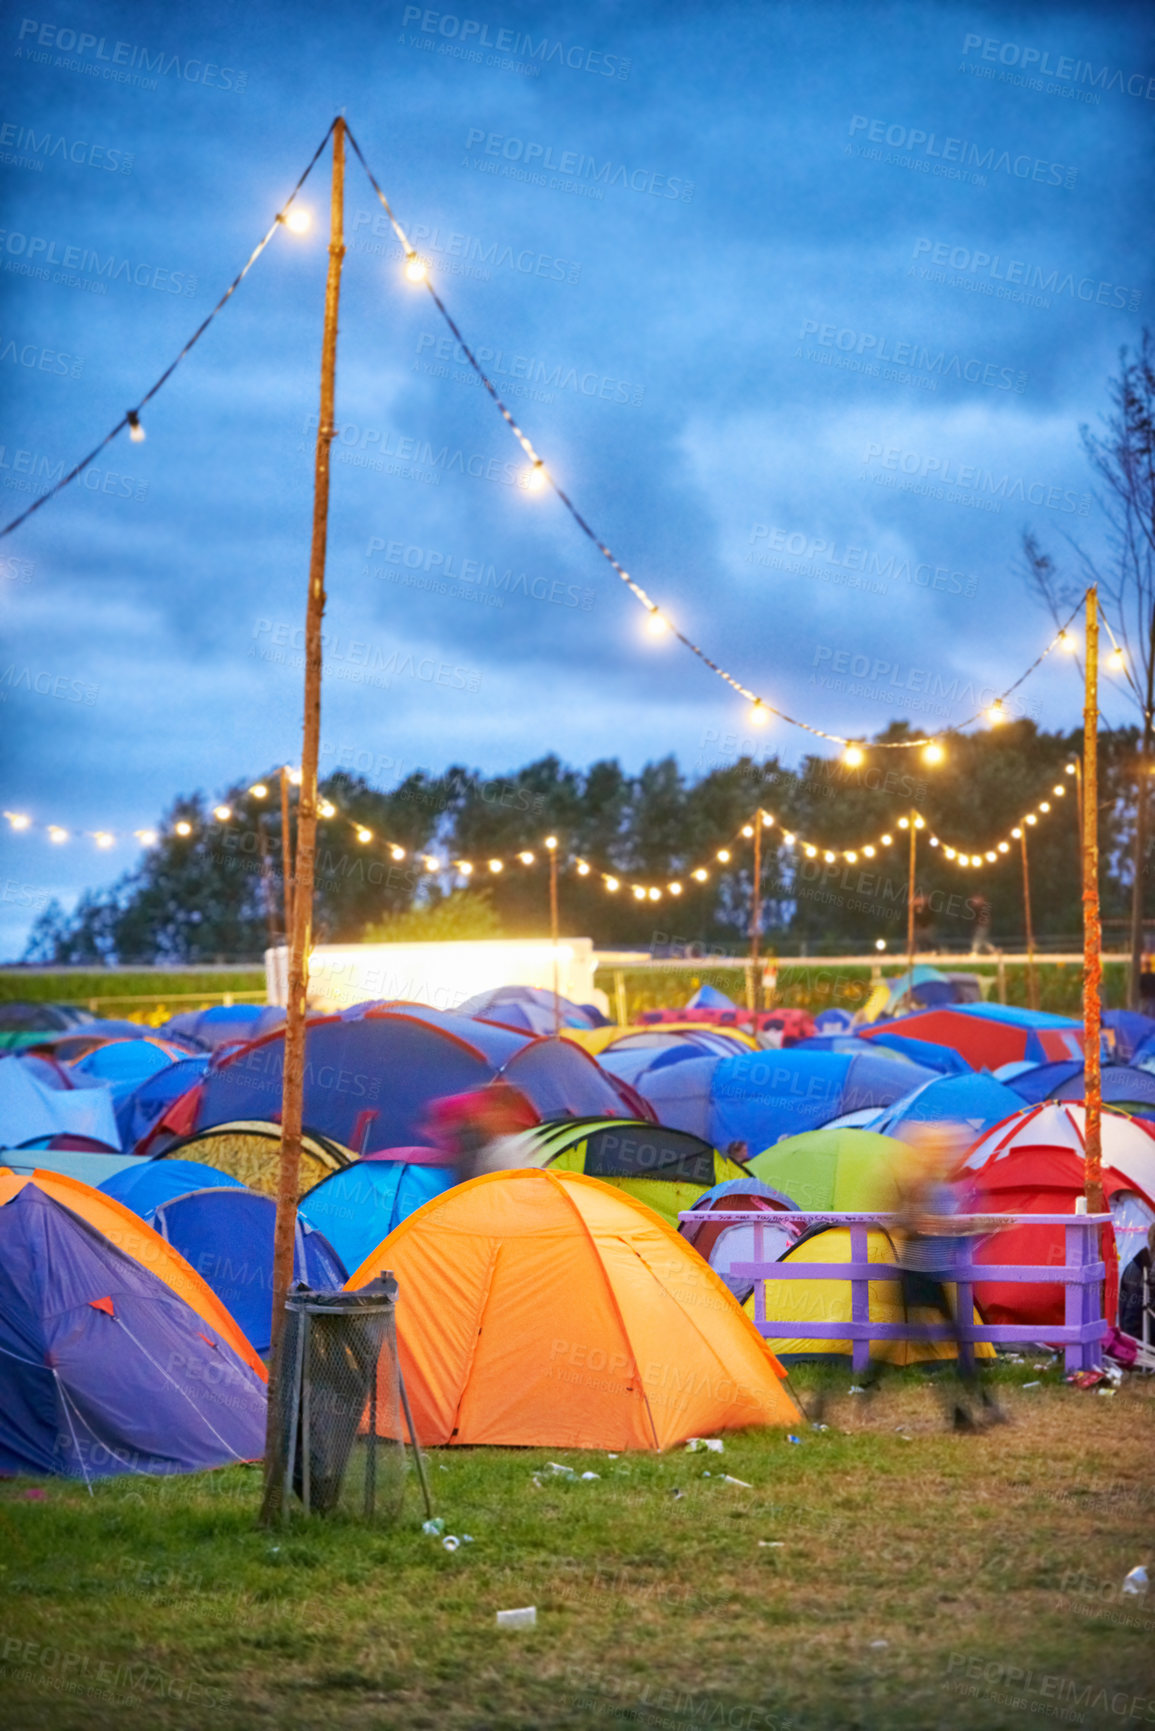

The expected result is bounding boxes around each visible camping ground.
[1,1365,1151,1731]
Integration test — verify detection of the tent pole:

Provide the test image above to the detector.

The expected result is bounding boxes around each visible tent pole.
[905,809,917,989]
[1020,827,1039,1011]
[260,117,345,1527]
[279,765,294,941]
[549,839,560,1034]
[750,810,762,1013]
[1083,586,1104,1214]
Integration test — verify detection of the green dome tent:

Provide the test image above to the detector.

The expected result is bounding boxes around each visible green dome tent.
[749,1127,914,1213]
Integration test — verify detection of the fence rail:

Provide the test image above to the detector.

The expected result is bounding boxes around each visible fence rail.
[677,1209,1111,1375]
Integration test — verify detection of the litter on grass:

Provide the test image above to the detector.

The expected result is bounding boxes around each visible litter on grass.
[786,1435,802,1445]
[580,1472,601,1481]
[1022,1381,1041,1389]
[496,1606,537,1630]
[722,1475,752,1487]
[758,1541,784,1548]
[422,1518,446,1537]
[442,1536,460,1553]
[1122,1567,1148,1597]
[685,1438,724,1453]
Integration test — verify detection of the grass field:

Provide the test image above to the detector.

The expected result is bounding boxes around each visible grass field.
[1,1365,1151,1731]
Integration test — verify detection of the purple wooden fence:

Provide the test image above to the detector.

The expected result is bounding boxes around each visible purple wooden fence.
[676,1210,1112,1374]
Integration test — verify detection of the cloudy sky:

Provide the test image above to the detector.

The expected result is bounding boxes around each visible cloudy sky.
[1,0,1152,955]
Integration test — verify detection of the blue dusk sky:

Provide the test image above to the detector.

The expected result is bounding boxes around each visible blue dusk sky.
[1,0,1152,954]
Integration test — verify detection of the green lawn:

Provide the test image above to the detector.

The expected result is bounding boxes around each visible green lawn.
[1,1365,1151,1730]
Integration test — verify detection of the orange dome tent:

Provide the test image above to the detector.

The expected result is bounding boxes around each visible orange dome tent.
[347,1168,799,1450]
[0,1168,266,1380]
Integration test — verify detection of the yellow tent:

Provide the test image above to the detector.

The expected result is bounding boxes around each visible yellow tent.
[746,1223,994,1365]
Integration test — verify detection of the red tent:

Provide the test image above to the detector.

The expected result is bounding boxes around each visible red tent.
[860,1007,1083,1070]
[962,1146,1151,1331]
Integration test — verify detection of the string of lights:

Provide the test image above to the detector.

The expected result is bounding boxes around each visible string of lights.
[345,124,1094,753]
[0,122,335,540]
[1,119,1108,759]
[2,764,1077,896]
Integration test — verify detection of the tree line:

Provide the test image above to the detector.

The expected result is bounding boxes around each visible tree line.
[22,718,1146,965]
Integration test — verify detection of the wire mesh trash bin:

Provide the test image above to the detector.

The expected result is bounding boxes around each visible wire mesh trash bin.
[278,1277,406,1522]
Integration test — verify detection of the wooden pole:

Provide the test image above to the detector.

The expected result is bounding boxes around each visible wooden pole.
[260,117,345,1526]
[905,811,917,993]
[1083,587,1104,1214]
[279,765,294,942]
[548,840,560,1034]
[750,811,762,1014]
[1020,827,1039,1011]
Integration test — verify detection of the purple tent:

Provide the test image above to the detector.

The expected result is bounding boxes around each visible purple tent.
[0,1185,266,1480]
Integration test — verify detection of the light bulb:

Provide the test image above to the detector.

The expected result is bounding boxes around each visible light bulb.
[875,938,886,952]
[632,885,646,901]
[823,850,835,863]
[881,833,893,846]
[356,827,373,844]
[127,410,145,443]
[750,702,770,726]
[488,859,503,873]
[914,816,925,830]
[782,832,795,846]
[863,845,875,858]
[971,854,983,866]
[985,850,997,862]
[576,861,590,876]
[1026,814,1037,826]
[805,845,817,858]
[605,876,620,892]
[761,812,774,827]
[1011,827,1022,839]
[944,847,956,860]
[716,848,731,863]
[249,783,269,799]
[175,821,192,837]
[1059,629,1078,653]
[929,836,940,848]
[285,207,311,234]
[998,842,1010,854]
[48,826,68,843]
[1066,763,1077,775]
[390,845,406,861]
[1054,785,1065,797]
[319,800,336,819]
[135,829,158,846]
[845,851,858,864]
[898,817,910,830]
[544,835,558,850]
[1039,801,1051,813]
[692,868,708,882]
[669,882,682,895]
[843,745,864,768]
[424,855,440,871]
[524,460,546,492]
[648,887,661,901]
[288,768,302,786]
[94,832,114,849]
[5,812,30,831]
[213,805,231,822]
[404,252,427,283]
[1108,646,1125,669]
[741,825,754,839]
[987,701,1005,725]
[923,741,944,765]
[458,861,473,875]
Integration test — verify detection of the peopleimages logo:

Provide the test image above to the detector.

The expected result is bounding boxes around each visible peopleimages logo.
[14,18,247,92]
[960,33,1155,100]
[464,128,694,201]
[0,229,197,295]
[400,7,631,78]
[798,317,1027,393]
[910,238,1141,312]
[0,119,133,173]
[848,114,1077,187]
[861,442,1091,516]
